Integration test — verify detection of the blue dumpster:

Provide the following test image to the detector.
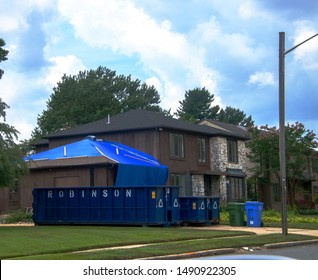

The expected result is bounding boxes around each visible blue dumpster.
[207,197,220,224]
[245,201,264,227]
[180,196,210,224]
[32,186,180,226]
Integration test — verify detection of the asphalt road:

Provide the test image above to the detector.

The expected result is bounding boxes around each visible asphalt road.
[196,243,318,260]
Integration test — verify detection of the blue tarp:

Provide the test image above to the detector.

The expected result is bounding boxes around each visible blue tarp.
[24,138,168,186]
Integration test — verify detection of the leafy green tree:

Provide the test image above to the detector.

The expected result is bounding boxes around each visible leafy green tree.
[0,38,9,79]
[34,66,162,138]
[176,87,220,122]
[217,106,254,127]
[0,39,28,187]
[0,99,28,187]
[247,122,317,208]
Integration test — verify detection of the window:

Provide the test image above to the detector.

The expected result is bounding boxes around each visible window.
[227,177,245,201]
[227,139,238,163]
[312,159,318,173]
[197,137,206,163]
[169,133,184,158]
[171,173,188,196]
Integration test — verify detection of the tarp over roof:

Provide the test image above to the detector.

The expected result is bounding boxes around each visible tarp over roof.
[24,137,168,186]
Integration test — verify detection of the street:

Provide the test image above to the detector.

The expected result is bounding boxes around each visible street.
[196,243,318,260]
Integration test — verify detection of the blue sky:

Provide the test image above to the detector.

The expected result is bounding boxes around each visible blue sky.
[1,0,318,140]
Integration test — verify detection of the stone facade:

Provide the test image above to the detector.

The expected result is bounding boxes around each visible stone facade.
[209,137,247,205]
[192,175,205,196]
[189,136,247,203]
[209,137,246,173]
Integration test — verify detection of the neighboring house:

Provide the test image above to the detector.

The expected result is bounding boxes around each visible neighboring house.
[0,109,249,213]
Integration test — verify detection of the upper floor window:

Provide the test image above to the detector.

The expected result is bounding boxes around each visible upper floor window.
[227,139,238,163]
[197,137,206,163]
[169,133,184,158]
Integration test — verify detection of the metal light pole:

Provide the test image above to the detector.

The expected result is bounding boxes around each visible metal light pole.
[279,32,318,236]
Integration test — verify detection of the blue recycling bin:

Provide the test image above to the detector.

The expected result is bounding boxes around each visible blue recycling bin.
[245,201,263,227]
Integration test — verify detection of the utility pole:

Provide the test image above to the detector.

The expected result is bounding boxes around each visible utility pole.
[278,31,318,236]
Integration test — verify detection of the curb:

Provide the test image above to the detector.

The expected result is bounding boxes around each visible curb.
[140,239,318,260]
[264,239,318,249]
[140,248,236,260]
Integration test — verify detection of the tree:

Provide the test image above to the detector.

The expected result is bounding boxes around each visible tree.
[34,66,162,138]
[217,106,254,127]
[0,38,9,79]
[247,122,318,208]
[176,87,220,122]
[0,39,28,187]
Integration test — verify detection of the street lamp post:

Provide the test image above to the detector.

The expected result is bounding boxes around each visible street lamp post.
[279,31,318,236]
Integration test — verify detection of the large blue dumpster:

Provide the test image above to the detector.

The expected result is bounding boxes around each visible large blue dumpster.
[207,197,220,224]
[32,186,180,226]
[180,196,210,225]
[245,201,263,227]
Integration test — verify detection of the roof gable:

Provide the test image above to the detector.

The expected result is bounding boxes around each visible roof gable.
[198,119,250,139]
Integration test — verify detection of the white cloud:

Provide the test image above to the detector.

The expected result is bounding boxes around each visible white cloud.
[57,0,221,112]
[43,55,86,88]
[145,76,163,93]
[0,0,54,32]
[292,21,318,71]
[0,70,46,140]
[238,1,271,20]
[247,71,276,87]
[238,1,257,19]
[193,16,268,65]
[0,71,30,105]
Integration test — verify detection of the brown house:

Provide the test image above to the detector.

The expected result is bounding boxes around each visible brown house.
[1,109,249,213]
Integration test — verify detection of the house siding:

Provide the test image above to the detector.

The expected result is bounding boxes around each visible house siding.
[18,165,115,210]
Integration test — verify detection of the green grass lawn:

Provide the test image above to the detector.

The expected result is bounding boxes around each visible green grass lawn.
[1,209,317,260]
[1,225,317,260]
[0,226,251,259]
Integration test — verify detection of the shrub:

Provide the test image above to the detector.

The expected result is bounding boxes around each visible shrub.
[0,210,33,224]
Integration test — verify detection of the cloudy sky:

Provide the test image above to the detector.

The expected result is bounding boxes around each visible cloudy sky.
[1,0,318,140]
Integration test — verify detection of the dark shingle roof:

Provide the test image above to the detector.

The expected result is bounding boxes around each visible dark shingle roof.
[198,119,250,139]
[46,109,248,140]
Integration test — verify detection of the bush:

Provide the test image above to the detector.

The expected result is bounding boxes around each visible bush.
[221,208,318,225]
[0,210,33,224]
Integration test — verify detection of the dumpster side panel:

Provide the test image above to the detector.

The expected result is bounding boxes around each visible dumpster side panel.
[180,197,209,224]
[167,187,181,225]
[207,197,220,224]
[32,186,179,226]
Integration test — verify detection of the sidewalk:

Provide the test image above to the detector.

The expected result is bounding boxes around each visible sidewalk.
[192,224,318,237]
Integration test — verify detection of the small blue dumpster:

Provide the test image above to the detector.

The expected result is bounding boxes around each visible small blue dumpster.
[245,201,263,227]
[180,196,210,224]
